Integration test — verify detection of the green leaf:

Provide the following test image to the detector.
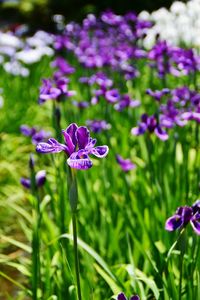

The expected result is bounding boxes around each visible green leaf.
[94,263,121,294]
[1,235,31,253]
[60,233,120,285]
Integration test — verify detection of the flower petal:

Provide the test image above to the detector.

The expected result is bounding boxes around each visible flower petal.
[66,123,78,144]
[62,130,75,155]
[85,138,97,151]
[116,154,136,172]
[91,145,109,158]
[192,199,200,214]
[20,125,36,137]
[67,151,92,170]
[130,296,140,300]
[165,214,183,231]
[20,178,31,189]
[117,293,127,300]
[35,170,46,187]
[76,126,90,149]
[36,138,67,153]
[131,123,147,136]
[190,213,200,235]
[154,126,168,141]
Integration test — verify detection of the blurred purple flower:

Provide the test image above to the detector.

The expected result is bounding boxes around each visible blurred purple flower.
[165,200,200,235]
[86,120,111,133]
[38,78,76,104]
[20,125,50,145]
[101,11,123,26]
[114,94,140,111]
[146,88,170,102]
[117,292,140,300]
[72,100,89,109]
[148,40,200,78]
[21,170,46,189]
[131,114,168,141]
[51,56,75,78]
[116,155,136,172]
[36,123,109,170]
[105,89,120,103]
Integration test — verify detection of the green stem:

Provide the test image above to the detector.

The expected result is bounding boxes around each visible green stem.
[179,230,186,300]
[68,168,82,300]
[72,212,82,300]
[30,158,40,300]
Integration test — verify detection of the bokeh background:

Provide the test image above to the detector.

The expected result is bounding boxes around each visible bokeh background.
[0,0,184,31]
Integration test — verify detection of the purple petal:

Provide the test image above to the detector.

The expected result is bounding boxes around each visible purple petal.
[190,213,200,235]
[129,100,141,108]
[62,130,76,155]
[116,155,136,172]
[105,89,120,103]
[20,125,36,137]
[35,170,46,187]
[36,138,67,153]
[90,145,109,158]
[32,130,50,144]
[85,138,97,150]
[76,126,90,149]
[181,206,193,224]
[192,200,200,213]
[154,127,168,141]
[20,178,31,189]
[67,151,92,170]
[131,123,147,135]
[66,123,78,146]
[130,296,140,300]
[117,293,127,300]
[165,214,183,231]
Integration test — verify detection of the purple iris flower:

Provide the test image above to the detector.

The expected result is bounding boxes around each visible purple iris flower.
[165,200,200,235]
[116,155,136,172]
[148,40,200,78]
[101,11,123,26]
[105,89,120,103]
[181,112,200,123]
[38,78,76,104]
[51,57,75,77]
[80,72,113,89]
[20,125,50,145]
[21,170,46,189]
[131,114,168,141]
[146,88,170,102]
[117,292,140,300]
[36,123,109,170]
[114,94,140,111]
[86,120,111,133]
[72,100,89,109]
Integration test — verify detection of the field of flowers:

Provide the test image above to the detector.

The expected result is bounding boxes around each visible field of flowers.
[0,2,200,300]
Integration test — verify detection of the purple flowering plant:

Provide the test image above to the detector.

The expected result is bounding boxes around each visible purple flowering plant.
[36,122,109,300]
[165,200,200,235]
[21,170,46,189]
[131,113,169,141]
[38,77,76,104]
[36,123,109,170]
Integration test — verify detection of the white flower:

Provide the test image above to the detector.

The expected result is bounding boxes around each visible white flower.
[0,32,23,48]
[4,60,29,77]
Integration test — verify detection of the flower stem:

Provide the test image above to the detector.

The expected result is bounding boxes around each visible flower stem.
[30,156,40,300]
[67,168,82,300]
[72,212,82,300]
[179,230,186,300]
